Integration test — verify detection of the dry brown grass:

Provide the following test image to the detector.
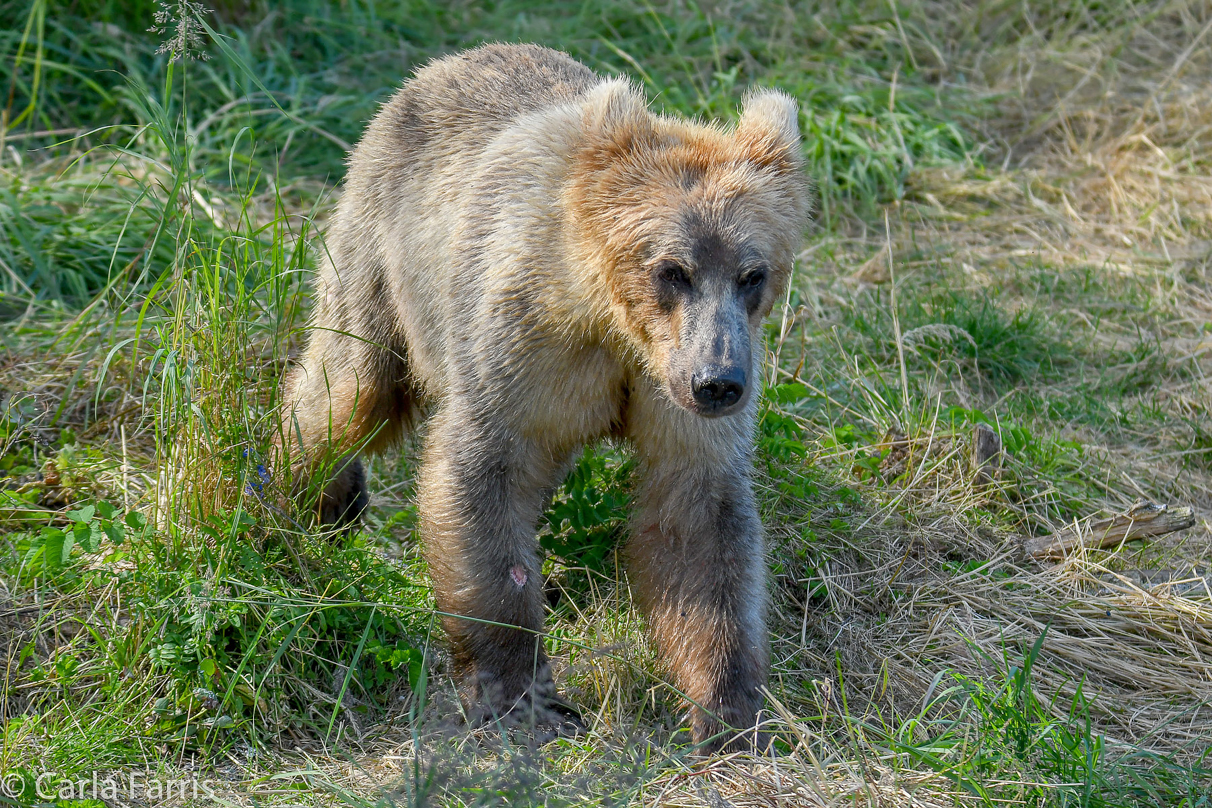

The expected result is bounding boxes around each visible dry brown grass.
[739,3,1212,799]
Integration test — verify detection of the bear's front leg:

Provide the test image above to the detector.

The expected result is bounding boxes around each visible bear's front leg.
[627,414,770,753]
[418,406,580,736]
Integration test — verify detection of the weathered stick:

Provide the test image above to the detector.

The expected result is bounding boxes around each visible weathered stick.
[971,422,1002,486]
[1024,500,1197,561]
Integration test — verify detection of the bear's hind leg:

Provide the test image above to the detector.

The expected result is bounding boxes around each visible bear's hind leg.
[280,325,416,527]
[317,455,370,528]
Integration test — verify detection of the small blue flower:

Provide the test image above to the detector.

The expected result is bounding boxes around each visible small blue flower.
[256,464,271,485]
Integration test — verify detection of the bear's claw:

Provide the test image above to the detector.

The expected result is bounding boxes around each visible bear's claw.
[469,692,587,744]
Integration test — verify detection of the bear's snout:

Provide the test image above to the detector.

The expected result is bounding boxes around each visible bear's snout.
[691,364,746,415]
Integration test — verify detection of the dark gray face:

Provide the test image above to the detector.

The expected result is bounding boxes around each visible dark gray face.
[651,227,770,418]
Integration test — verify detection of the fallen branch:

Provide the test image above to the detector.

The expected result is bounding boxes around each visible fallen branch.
[1024,500,1197,561]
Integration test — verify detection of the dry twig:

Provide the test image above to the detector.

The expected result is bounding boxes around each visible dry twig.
[1024,500,1198,560]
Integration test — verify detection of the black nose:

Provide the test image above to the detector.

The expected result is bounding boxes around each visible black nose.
[691,366,746,411]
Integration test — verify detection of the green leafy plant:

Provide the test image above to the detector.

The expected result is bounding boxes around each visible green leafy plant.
[540,446,632,579]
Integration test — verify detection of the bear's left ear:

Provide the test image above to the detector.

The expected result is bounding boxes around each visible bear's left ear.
[736,89,803,169]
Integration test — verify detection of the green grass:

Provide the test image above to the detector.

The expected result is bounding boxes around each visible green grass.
[3,0,1211,805]
[877,630,1211,806]
[2,0,984,301]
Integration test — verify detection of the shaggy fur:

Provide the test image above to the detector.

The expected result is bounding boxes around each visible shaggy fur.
[280,43,810,751]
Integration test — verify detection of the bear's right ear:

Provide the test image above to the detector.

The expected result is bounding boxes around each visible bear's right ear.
[581,78,655,155]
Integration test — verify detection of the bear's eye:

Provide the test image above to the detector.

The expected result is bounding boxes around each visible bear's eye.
[656,261,691,290]
[739,270,767,290]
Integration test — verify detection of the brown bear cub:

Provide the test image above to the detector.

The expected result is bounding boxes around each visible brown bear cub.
[280,43,810,751]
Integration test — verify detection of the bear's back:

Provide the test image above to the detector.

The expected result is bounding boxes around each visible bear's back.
[328,45,601,399]
[374,44,598,157]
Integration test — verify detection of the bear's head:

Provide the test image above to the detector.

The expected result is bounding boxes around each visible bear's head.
[569,80,811,418]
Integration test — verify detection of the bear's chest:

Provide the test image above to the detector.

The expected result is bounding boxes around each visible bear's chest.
[506,341,628,453]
